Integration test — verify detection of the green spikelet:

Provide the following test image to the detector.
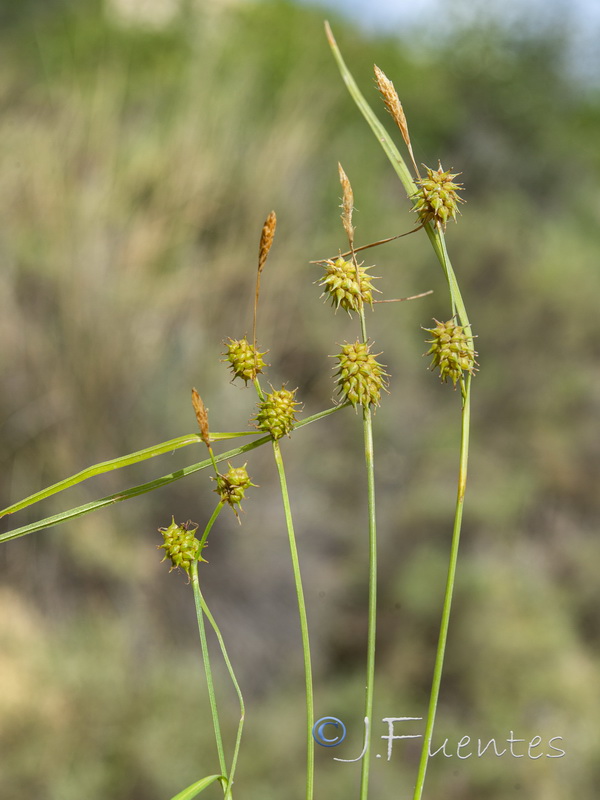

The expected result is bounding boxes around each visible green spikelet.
[318,256,379,314]
[253,386,301,440]
[214,463,255,514]
[424,318,477,386]
[334,340,389,408]
[158,517,204,575]
[412,162,464,229]
[223,337,266,384]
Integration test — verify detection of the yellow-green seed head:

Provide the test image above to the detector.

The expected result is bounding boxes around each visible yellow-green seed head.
[318,257,378,314]
[158,517,203,575]
[412,163,464,229]
[424,318,477,386]
[253,386,301,440]
[223,337,266,384]
[334,340,389,408]
[215,463,255,511]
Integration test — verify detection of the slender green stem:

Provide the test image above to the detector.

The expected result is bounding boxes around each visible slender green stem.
[359,403,377,800]
[252,377,265,402]
[191,548,228,784]
[192,545,245,800]
[0,403,349,543]
[271,439,314,800]
[412,378,470,800]
[198,502,225,552]
[347,244,379,800]
[198,594,245,800]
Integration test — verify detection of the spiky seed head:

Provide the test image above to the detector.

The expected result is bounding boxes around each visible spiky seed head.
[412,163,465,229]
[223,337,267,384]
[214,463,255,516]
[158,517,204,576]
[253,386,301,440]
[334,340,389,408]
[424,318,477,386]
[318,257,379,315]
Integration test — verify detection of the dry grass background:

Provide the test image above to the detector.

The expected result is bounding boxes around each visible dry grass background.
[1,1,600,798]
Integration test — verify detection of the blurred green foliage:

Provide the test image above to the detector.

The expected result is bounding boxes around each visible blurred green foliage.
[1,1,600,798]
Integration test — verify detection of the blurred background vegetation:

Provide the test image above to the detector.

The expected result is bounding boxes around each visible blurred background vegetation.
[1,0,599,798]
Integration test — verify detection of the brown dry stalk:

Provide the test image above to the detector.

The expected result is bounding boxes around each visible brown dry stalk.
[191,388,211,445]
[309,224,424,266]
[253,211,277,363]
[373,290,433,303]
[338,162,355,248]
[373,64,420,179]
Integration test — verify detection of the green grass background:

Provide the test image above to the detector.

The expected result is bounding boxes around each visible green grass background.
[1,1,600,798]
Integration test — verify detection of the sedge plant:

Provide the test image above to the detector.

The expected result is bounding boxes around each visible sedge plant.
[0,24,477,800]
[325,22,477,800]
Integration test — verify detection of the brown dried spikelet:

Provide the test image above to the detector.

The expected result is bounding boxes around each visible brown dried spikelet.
[338,162,354,245]
[191,388,210,444]
[374,64,419,176]
[374,65,409,146]
[258,211,277,273]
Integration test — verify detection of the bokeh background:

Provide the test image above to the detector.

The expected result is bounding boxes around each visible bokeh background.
[1,0,600,798]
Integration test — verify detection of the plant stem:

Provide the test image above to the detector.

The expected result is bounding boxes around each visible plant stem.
[327,27,475,800]
[198,502,225,552]
[191,552,228,786]
[412,377,470,800]
[353,286,378,799]
[192,558,246,800]
[359,402,377,800]
[271,439,314,800]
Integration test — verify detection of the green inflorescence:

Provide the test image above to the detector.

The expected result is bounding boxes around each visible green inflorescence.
[318,256,378,314]
[253,387,301,440]
[334,340,389,408]
[412,163,464,229]
[224,337,267,384]
[215,463,255,511]
[424,318,477,386]
[158,517,203,575]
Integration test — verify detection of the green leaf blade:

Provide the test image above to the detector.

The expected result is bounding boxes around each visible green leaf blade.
[169,774,225,800]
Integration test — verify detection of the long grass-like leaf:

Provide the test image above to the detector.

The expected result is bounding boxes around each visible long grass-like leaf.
[0,432,259,519]
[325,22,416,197]
[0,436,272,543]
[272,439,314,800]
[169,774,225,800]
[0,404,348,544]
